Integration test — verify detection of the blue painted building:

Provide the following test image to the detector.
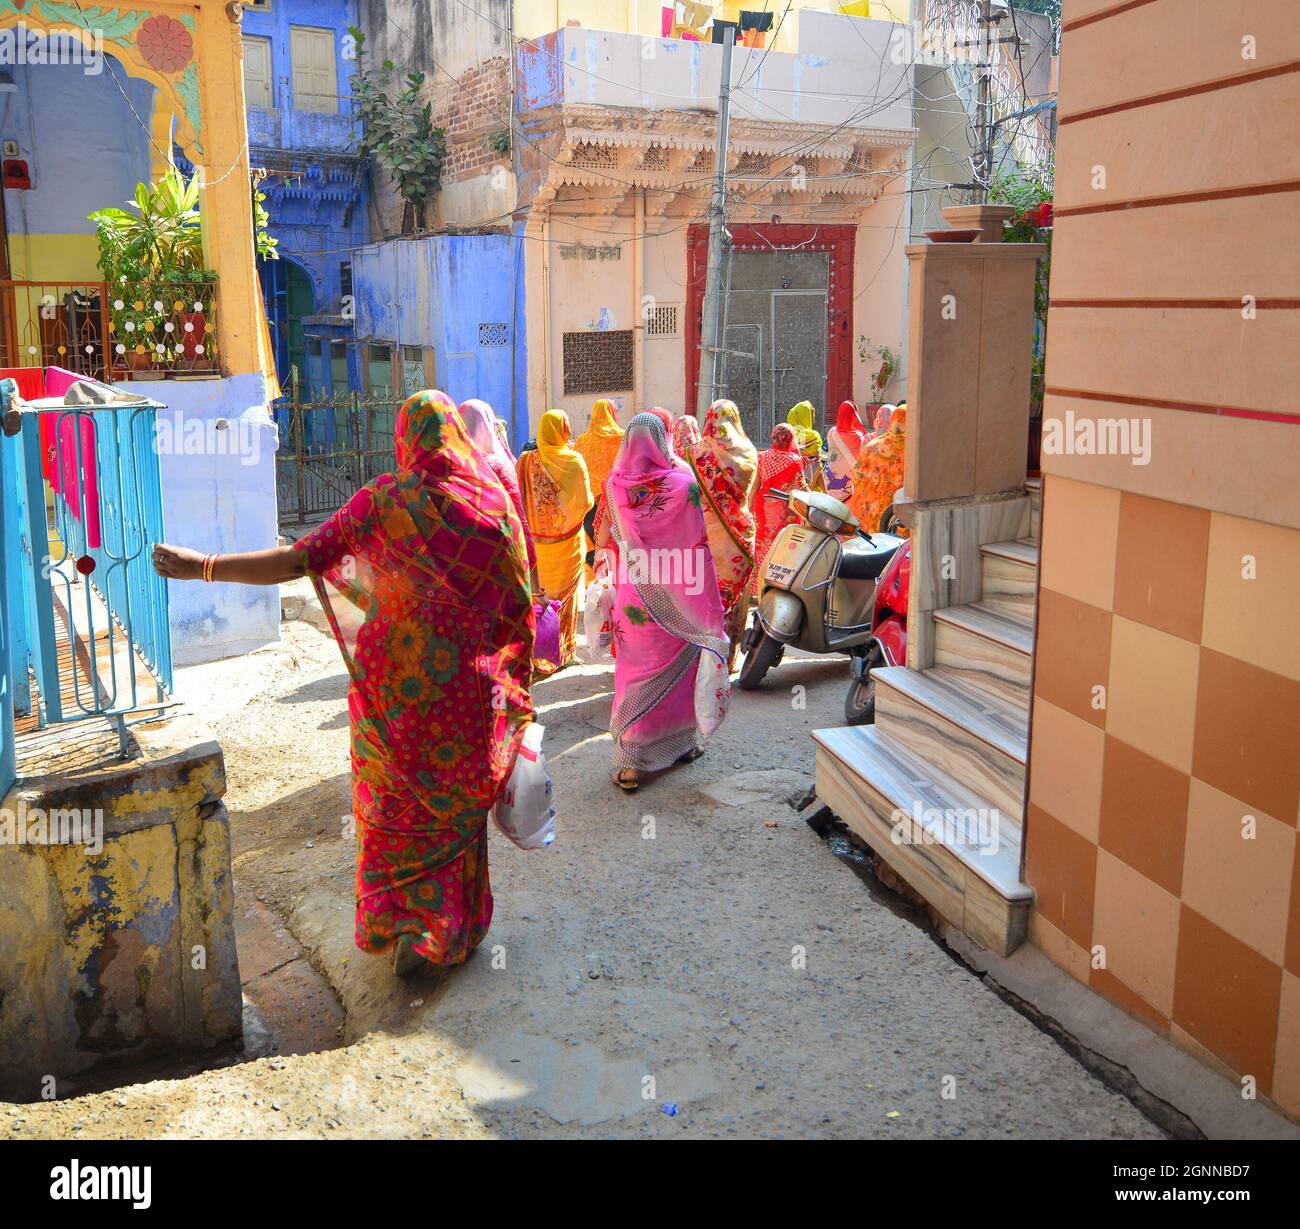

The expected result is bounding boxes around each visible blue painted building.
[239,0,368,397]
[351,230,528,447]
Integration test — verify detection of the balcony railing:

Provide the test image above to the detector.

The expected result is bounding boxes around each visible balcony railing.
[0,279,220,383]
[1,371,173,786]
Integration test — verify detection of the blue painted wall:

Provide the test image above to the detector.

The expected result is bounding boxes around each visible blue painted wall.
[351,232,528,447]
[241,0,367,393]
[129,374,282,665]
[0,58,155,281]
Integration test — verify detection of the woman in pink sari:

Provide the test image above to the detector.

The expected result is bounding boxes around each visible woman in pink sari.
[459,398,537,576]
[599,413,731,792]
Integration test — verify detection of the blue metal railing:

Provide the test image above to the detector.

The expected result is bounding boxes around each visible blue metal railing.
[2,392,172,779]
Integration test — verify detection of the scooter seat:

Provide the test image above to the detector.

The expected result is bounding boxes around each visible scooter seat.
[837,532,904,581]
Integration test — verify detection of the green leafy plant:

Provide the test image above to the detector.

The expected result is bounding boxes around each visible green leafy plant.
[252,172,279,262]
[856,337,897,401]
[487,128,511,156]
[349,26,446,232]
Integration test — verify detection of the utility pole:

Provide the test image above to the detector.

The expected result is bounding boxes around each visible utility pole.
[695,26,735,418]
[975,0,994,202]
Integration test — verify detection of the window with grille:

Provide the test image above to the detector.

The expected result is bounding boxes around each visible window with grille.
[646,303,679,338]
[479,322,509,347]
[562,330,634,395]
[570,141,617,170]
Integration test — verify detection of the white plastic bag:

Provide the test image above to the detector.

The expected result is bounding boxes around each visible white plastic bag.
[582,550,616,661]
[694,650,732,738]
[492,722,556,850]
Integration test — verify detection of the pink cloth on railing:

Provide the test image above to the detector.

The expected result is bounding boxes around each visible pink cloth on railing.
[43,368,104,551]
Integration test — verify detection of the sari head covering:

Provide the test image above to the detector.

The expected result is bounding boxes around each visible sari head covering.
[849,402,908,536]
[826,399,867,487]
[459,397,536,571]
[872,403,897,437]
[786,399,823,458]
[294,389,534,967]
[645,406,674,438]
[750,422,808,597]
[689,400,758,647]
[607,413,730,772]
[672,413,703,454]
[573,398,624,499]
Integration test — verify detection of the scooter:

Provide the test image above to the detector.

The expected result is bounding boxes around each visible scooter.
[737,489,904,691]
[843,536,910,724]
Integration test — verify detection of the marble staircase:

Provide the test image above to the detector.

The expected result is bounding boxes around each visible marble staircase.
[813,479,1041,955]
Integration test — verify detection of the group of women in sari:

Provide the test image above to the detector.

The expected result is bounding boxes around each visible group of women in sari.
[150,386,904,979]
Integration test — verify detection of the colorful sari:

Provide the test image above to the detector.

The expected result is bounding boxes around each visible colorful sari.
[848,403,908,536]
[749,423,808,597]
[294,390,534,969]
[607,413,730,773]
[826,399,867,495]
[685,399,758,671]
[459,398,536,573]
[672,413,702,455]
[786,399,825,490]
[574,398,625,577]
[517,409,593,672]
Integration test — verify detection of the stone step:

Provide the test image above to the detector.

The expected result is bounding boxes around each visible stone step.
[932,601,1034,706]
[813,723,1032,955]
[1026,476,1042,541]
[980,537,1039,619]
[872,665,1028,823]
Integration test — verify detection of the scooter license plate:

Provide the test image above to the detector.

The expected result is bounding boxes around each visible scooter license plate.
[765,560,795,584]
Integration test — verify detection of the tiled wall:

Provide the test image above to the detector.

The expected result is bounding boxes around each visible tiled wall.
[1027,477,1300,1116]
[1026,0,1300,1119]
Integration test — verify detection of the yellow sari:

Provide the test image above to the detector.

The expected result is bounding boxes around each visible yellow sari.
[518,410,593,671]
[573,398,624,499]
[786,400,826,493]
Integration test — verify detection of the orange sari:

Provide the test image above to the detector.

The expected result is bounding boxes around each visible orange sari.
[848,404,907,535]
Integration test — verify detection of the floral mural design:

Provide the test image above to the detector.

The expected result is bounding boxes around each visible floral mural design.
[136,13,193,74]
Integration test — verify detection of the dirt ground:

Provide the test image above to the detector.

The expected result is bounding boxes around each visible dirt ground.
[3,603,1165,1140]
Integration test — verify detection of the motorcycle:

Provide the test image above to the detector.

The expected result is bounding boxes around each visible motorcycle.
[843,535,910,724]
[737,488,905,693]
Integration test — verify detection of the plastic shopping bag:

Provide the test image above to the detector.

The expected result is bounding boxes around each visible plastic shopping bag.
[491,722,556,850]
[583,552,616,661]
[533,599,561,670]
[694,650,732,738]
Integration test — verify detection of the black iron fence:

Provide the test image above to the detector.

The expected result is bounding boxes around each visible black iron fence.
[273,381,401,527]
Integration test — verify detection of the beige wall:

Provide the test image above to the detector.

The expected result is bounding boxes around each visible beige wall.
[1027,0,1300,1121]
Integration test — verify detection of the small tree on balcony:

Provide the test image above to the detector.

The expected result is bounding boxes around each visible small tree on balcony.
[348,26,446,234]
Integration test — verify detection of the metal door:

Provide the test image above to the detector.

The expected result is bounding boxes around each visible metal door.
[771,290,827,428]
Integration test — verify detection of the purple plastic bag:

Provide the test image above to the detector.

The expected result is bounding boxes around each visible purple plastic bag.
[533,598,561,668]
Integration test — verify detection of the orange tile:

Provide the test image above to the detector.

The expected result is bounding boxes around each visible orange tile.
[1182,779,1295,966]
[1173,905,1283,1095]
[1030,911,1091,984]
[1113,492,1209,643]
[1090,965,1171,1036]
[1025,803,1097,950]
[1202,513,1300,685]
[1099,734,1189,896]
[1093,850,1181,1019]
[1039,476,1120,612]
[1106,616,1201,774]
[1028,698,1105,843]
[1285,836,1300,979]
[1033,588,1112,729]
[1272,972,1300,1121]
[1193,648,1300,827]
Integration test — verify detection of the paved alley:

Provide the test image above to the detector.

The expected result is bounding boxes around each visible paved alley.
[4,615,1163,1140]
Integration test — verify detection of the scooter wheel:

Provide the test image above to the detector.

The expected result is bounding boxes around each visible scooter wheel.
[737,631,784,690]
[844,676,875,725]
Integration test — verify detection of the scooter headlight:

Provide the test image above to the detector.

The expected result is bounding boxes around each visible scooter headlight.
[805,506,846,534]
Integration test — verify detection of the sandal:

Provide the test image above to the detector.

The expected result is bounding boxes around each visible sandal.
[613,768,640,793]
[676,746,704,765]
[392,934,423,979]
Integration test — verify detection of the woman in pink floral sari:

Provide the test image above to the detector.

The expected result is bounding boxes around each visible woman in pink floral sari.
[152,390,534,977]
[598,412,731,792]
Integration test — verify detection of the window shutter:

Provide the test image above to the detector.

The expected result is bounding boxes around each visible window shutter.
[290,27,338,114]
[243,36,272,111]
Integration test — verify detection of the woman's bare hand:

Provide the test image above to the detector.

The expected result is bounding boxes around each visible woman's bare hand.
[152,543,205,580]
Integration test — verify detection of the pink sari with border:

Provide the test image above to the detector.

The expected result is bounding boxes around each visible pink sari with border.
[607,413,731,773]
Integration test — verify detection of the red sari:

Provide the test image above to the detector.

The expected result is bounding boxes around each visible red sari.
[295,390,534,969]
[749,424,807,597]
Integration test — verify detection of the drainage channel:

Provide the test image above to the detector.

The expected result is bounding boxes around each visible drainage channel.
[797,795,1196,1141]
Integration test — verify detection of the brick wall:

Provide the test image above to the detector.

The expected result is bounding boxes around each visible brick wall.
[433,55,512,187]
